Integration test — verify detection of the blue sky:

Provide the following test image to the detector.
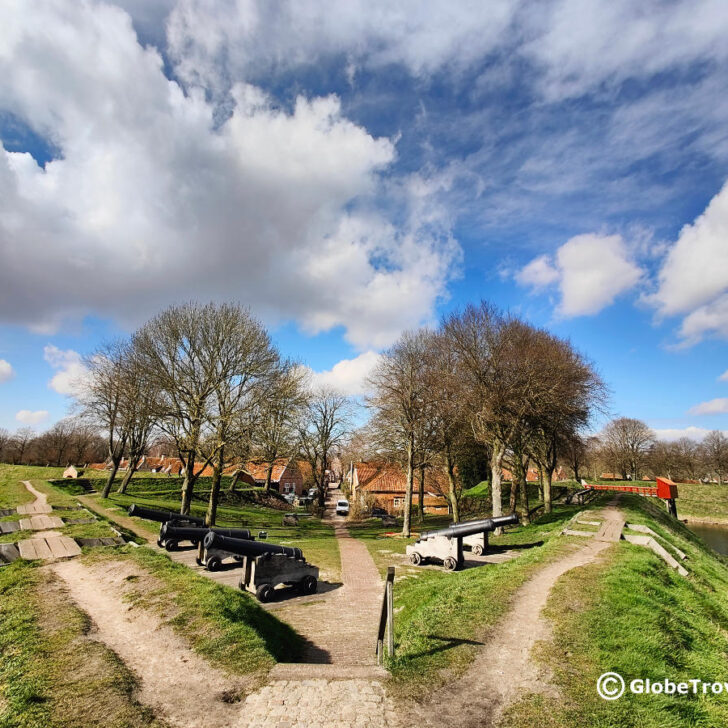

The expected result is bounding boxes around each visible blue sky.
[1,0,727,439]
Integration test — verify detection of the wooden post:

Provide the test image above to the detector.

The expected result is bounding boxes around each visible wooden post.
[386,568,394,657]
[376,566,396,662]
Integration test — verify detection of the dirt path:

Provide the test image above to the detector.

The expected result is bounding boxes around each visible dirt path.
[77,494,159,542]
[411,506,622,728]
[52,559,248,728]
[22,480,49,506]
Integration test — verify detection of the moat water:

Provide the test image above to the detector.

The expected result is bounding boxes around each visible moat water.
[688,522,728,556]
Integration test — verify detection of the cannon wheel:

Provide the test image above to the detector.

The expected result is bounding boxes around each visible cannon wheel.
[256,583,274,603]
[206,556,222,572]
[156,539,164,548]
[472,544,484,556]
[443,556,458,571]
[409,552,422,565]
[299,575,317,595]
[164,540,178,552]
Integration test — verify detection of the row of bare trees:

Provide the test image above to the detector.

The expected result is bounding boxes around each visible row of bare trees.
[576,418,728,484]
[0,419,106,467]
[365,301,607,536]
[77,302,351,526]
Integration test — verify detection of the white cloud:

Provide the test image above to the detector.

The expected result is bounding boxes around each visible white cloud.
[307,351,382,397]
[689,398,728,416]
[0,0,458,350]
[44,345,87,395]
[650,182,728,345]
[514,255,559,289]
[15,409,49,425]
[653,426,727,442]
[719,369,728,382]
[517,233,643,316]
[0,359,14,383]
[164,0,728,103]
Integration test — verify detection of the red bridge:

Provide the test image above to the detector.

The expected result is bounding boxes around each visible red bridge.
[582,476,678,517]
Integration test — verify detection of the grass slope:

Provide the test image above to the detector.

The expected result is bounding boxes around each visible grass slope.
[502,494,728,728]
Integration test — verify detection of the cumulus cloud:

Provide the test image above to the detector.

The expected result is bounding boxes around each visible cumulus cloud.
[0,359,14,383]
[650,182,728,345]
[689,398,728,416]
[517,233,643,316]
[308,351,382,397]
[720,370,728,382]
[44,345,87,395]
[15,409,49,425]
[653,426,727,442]
[0,0,458,349]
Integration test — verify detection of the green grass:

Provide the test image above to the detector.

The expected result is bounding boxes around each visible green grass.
[104,490,341,579]
[346,504,580,698]
[501,494,728,728]
[0,560,168,728]
[83,545,304,675]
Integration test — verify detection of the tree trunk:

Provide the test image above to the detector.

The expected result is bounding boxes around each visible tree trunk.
[417,464,425,523]
[491,443,504,534]
[117,455,139,494]
[402,437,414,537]
[264,462,274,492]
[102,456,122,499]
[229,470,241,493]
[180,451,196,515]
[573,461,580,483]
[544,468,553,514]
[513,452,530,525]
[538,466,544,502]
[509,479,518,514]
[446,455,460,523]
[198,447,225,562]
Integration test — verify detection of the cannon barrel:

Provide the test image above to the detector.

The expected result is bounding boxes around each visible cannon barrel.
[421,514,519,540]
[128,504,204,525]
[160,523,253,541]
[204,532,303,560]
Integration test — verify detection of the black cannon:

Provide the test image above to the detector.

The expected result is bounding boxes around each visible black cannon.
[128,504,205,526]
[157,523,253,551]
[203,532,318,602]
[407,514,519,570]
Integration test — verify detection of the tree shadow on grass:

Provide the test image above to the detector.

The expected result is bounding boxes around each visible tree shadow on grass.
[405,634,485,660]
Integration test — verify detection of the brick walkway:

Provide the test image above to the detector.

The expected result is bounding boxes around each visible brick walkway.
[267,488,383,666]
[234,487,401,728]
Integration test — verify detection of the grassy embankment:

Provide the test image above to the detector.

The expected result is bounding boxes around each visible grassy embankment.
[0,465,319,727]
[501,494,728,728]
[348,498,582,698]
[351,479,728,724]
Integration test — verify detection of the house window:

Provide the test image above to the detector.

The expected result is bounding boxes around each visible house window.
[393,497,403,507]
[283,483,292,493]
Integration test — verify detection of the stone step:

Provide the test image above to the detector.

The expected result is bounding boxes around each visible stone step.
[268,663,389,681]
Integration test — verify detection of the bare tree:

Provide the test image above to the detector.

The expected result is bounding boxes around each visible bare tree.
[367,330,432,537]
[11,427,36,465]
[81,341,131,497]
[116,349,160,494]
[0,428,11,463]
[601,417,655,481]
[426,332,470,522]
[703,430,728,484]
[298,387,352,511]
[134,302,277,516]
[251,362,309,492]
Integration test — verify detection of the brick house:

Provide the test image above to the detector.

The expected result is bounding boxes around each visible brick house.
[244,458,305,495]
[350,462,449,515]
